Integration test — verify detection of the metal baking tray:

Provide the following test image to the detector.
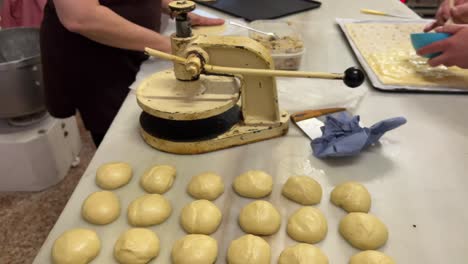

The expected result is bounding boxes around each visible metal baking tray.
[337,18,468,93]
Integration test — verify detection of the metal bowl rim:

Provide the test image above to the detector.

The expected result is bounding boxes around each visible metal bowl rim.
[0,27,41,71]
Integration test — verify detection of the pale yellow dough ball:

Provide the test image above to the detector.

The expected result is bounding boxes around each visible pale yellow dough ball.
[282,176,322,205]
[96,162,132,190]
[127,194,172,227]
[114,228,160,264]
[339,213,389,250]
[331,181,371,213]
[227,234,270,264]
[238,200,281,235]
[233,170,273,198]
[180,199,222,234]
[187,172,225,200]
[278,243,329,264]
[81,191,120,225]
[52,228,101,264]
[140,165,176,194]
[287,207,328,244]
[171,234,218,264]
[349,250,396,264]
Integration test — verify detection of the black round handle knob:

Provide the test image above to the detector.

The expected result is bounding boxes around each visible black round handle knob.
[343,67,365,88]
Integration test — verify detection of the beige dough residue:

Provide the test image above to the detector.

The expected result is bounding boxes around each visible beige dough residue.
[331,181,371,213]
[233,170,273,198]
[52,228,101,264]
[192,24,227,36]
[180,199,222,235]
[96,162,132,190]
[171,234,218,264]
[278,243,329,264]
[227,234,271,264]
[140,165,176,194]
[350,250,396,264]
[339,212,389,250]
[81,191,120,225]
[239,200,281,236]
[114,228,160,264]
[187,172,225,201]
[345,22,468,89]
[127,194,172,227]
[287,207,328,244]
[282,176,322,205]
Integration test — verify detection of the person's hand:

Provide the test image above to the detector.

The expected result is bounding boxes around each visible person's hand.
[188,13,224,26]
[417,24,468,68]
[159,36,172,53]
[424,0,468,32]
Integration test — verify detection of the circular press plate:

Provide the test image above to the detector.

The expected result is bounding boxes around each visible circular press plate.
[136,70,241,120]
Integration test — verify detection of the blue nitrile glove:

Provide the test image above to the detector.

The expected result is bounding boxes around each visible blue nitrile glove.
[311,112,407,158]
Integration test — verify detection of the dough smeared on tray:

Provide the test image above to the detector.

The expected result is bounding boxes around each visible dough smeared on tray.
[345,23,468,88]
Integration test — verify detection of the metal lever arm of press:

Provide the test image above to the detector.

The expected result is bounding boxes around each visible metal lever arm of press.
[144,47,366,88]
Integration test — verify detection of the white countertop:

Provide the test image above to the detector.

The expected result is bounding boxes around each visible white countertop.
[34,0,468,263]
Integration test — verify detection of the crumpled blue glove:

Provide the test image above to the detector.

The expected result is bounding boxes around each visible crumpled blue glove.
[311,112,407,158]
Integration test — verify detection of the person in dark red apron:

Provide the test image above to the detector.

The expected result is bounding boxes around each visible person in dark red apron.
[40,0,223,146]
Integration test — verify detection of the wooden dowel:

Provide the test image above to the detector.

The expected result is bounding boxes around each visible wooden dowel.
[291,108,346,122]
[144,47,344,80]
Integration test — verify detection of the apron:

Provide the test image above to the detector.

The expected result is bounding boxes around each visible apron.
[40,0,162,133]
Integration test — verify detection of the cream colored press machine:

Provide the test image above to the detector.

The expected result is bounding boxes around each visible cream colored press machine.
[136,1,364,154]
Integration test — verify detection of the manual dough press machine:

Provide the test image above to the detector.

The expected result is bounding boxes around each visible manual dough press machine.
[136,0,365,154]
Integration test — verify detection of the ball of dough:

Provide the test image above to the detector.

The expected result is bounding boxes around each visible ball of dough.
[282,176,322,205]
[278,243,329,264]
[127,194,172,227]
[339,213,388,250]
[140,165,176,194]
[349,250,396,264]
[187,172,224,200]
[331,181,371,213]
[171,234,218,264]
[114,228,160,264]
[180,200,222,234]
[227,234,270,264]
[96,162,132,190]
[233,170,273,198]
[287,207,328,244]
[81,191,120,225]
[52,228,101,264]
[239,200,281,235]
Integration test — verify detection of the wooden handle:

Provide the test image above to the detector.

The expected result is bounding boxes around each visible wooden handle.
[360,9,387,16]
[144,47,344,80]
[290,108,346,122]
[204,65,343,79]
[144,47,185,64]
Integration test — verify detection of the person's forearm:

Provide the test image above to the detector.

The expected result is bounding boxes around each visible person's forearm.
[162,0,174,15]
[61,5,170,52]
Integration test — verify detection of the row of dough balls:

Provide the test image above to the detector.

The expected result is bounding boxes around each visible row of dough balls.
[67,162,394,263]
[52,228,393,264]
[93,162,315,202]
